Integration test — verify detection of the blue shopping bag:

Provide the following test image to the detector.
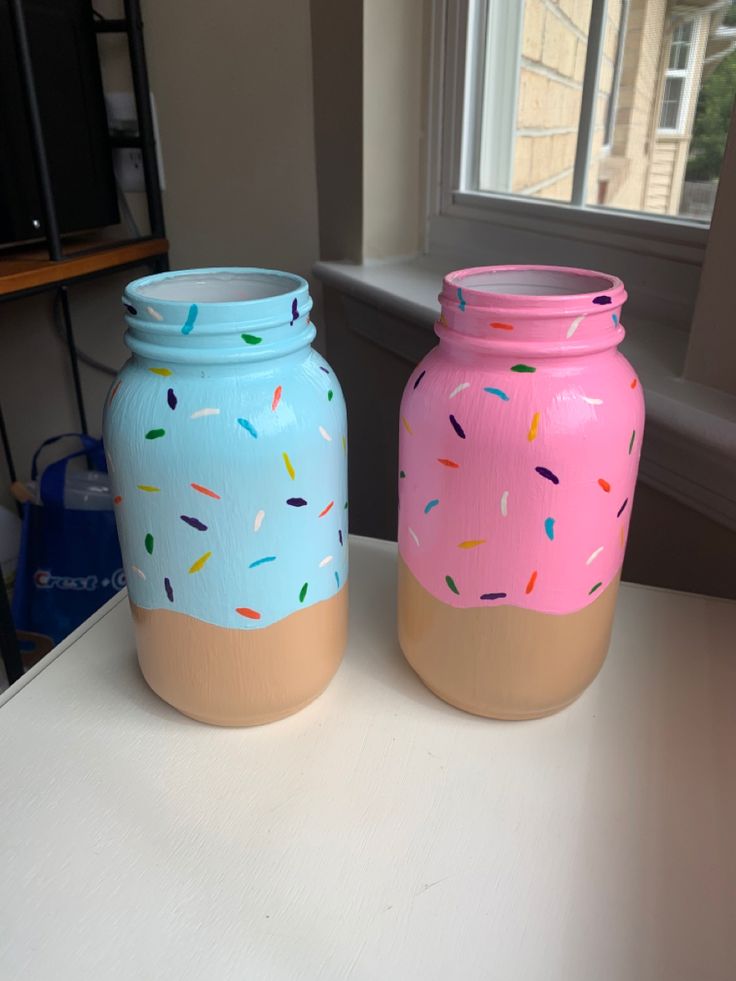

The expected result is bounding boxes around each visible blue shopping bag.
[11,434,125,647]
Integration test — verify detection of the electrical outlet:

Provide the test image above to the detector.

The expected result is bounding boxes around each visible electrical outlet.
[115,147,145,193]
[105,90,165,194]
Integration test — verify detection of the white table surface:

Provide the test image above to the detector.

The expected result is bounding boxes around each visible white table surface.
[1,536,735,981]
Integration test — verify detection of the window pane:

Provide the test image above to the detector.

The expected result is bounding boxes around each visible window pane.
[669,20,693,70]
[659,77,683,129]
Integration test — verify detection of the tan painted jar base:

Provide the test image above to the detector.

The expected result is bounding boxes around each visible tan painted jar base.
[398,558,619,720]
[131,585,348,726]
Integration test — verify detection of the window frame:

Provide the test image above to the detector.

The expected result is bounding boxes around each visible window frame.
[658,18,697,134]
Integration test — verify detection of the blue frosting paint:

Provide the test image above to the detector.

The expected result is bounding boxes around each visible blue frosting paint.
[544,517,555,541]
[237,418,258,438]
[181,303,198,335]
[484,387,509,401]
[457,287,466,311]
[424,499,440,514]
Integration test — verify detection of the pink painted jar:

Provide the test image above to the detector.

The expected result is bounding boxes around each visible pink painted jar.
[397,266,644,719]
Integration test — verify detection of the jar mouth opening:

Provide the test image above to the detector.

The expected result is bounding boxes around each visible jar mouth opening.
[130,268,305,304]
[446,265,619,300]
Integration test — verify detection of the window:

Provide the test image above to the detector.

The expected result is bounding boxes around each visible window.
[659,20,695,132]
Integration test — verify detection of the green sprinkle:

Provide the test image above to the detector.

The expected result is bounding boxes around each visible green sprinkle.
[241,333,262,345]
[145,429,165,440]
[144,533,154,555]
[327,390,334,401]
[511,364,536,373]
[628,429,636,454]
[344,501,348,509]
[299,582,309,603]
[589,582,603,595]
[399,470,406,478]
[445,575,459,595]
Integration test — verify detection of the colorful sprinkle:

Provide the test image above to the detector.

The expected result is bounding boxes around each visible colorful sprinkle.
[437,458,459,468]
[108,380,122,404]
[319,366,330,374]
[148,368,172,377]
[236,607,261,620]
[137,485,160,493]
[490,321,514,331]
[566,315,584,339]
[535,466,559,484]
[593,295,612,305]
[319,501,334,517]
[145,429,166,440]
[283,452,295,479]
[287,497,307,507]
[458,539,485,549]
[480,591,506,601]
[327,390,334,401]
[254,509,265,531]
[413,370,426,389]
[500,490,509,517]
[449,414,466,439]
[299,582,309,603]
[628,430,636,454]
[237,418,258,438]
[319,555,333,568]
[113,495,122,505]
[617,498,629,518]
[457,288,466,311]
[180,515,207,531]
[424,499,440,514]
[319,426,332,441]
[525,570,538,594]
[402,416,413,435]
[272,385,282,411]
[338,529,343,545]
[241,333,262,345]
[409,527,420,546]
[598,478,611,493]
[249,556,276,568]
[438,312,449,328]
[146,305,163,321]
[589,581,603,594]
[144,533,154,555]
[620,525,626,547]
[544,517,555,540]
[164,577,174,602]
[342,435,347,453]
[167,388,177,410]
[511,364,535,373]
[612,313,619,326]
[124,303,137,315]
[586,546,604,565]
[528,411,540,442]
[445,575,460,595]
[449,382,470,398]
[335,571,341,588]
[630,378,638,389]
[181,303,198,335]
[191,483,220,499]
[188,551,212,574]
[582,396,603,406]
[131,565,146,580]
[484,387,509,401]
[190,408,220,418]
[399,470,406,478]
[290,298,299,325]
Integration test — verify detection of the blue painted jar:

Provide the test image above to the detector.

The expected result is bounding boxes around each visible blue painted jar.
[103,268,348,725]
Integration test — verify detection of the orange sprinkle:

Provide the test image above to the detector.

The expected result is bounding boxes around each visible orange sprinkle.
[318,501,334,518]
[525,570,538,594]
[401,416,413,435]
[113,495,122,505]
[490,321,514,331]
[437,458,460,468]
[438,312,449,329]
[598,478,611,493]
[457,539,486,549]
[191,483,221,500]
[108,380,122,404]
[272,385,282,410]
[528,411,540,442]
[620,525,626,548]
[236,607,261,620]
[630,378,638,389]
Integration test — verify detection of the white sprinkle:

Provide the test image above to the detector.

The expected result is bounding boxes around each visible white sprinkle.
[500,490,509,517]
[586,546,604,565]
[319,426,332,442]
[582,396,603,406]
[254,509,265,532]
[408,527,420,547]
[131,565,146,580]
[146,305,164,321]
[106,453,114,474]
[319,555,333,568]
[449,382,471,399]
[190,408,221,418]
[566,315,585,339]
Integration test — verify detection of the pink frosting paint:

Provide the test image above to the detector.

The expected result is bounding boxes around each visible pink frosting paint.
[398,265,645,615]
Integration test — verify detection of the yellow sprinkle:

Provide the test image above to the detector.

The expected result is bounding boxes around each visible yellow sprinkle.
[282,451,295,480]
[342,435,347,453]
[439,312,449,328]
[137,485,161,493]
[188,551,212,574]
[402,416,413,435]
[148,367,172,377]
[458,539,486,549]
[528,411,540,442]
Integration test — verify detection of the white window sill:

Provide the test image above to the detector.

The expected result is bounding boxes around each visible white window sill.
[315,255,736,531]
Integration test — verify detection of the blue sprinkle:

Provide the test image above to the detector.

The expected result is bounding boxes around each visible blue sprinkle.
[181,303,198,335]
[338,529,343,546]
[249,556,276,568]
[457,287,466,311]
[319,366,330,374]
[424,499,440,514]
[237,418,258,438]
[535,466,560,484]
[484,387,510,401]
[544,517,555,540]
[612,313,618,326]
[335,570,340,588]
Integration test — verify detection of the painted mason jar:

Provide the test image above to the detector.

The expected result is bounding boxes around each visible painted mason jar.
[103,268,348,726]
[397,265,644,720]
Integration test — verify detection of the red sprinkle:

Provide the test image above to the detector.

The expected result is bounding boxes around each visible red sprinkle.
[108,380,122,404]
[490,321,514,331]
[525,570,538,594]
[113,495,122,505]
[437,458,460,468]
[272,385,282,410]
[236,607,261,620]
[318,500,335,518]
[598,478,611,493]
[191,483,221,499]
[630,378,638,389]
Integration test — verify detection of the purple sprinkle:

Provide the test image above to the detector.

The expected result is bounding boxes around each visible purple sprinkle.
[413,369,426,390]
[290,298,299,325]
[617,497,629,518]
[167,388,177,410]
[124,303,137,315]
[449,414,466,439]
[164,577,174,603]
[180,515,208,531]
[535,466,559,484]
[338,529,343,546]
[319,366,330,374]
[480,592,507,601]
[593,295,612,305]
[287,497,308,507]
